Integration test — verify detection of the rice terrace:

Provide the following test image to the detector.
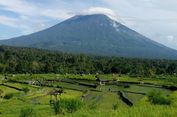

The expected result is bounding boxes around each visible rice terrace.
[0,73,177,117]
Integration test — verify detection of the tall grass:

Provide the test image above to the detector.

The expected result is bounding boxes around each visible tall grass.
[52,98,83,115]
[148,90,171,105]
[19,107,35,117]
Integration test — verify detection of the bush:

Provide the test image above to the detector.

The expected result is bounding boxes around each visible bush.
[124,84,130,88]
[53,100,63,115]
[89,103,98,110]
[0,89,3,98]
[22,87,30,94]
[52,98,83,115]
[63,99,83,113]
[4,93,14,99]
[148,90,171,105]
[19,107,35,117]
[112,103,118,110]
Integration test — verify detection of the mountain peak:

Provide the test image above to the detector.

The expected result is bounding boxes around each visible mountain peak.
[63,14,120,31]
[65,14,111,23]
[71,14,110,19]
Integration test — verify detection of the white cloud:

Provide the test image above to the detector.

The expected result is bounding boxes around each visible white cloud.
[0,15,46,34]
[167,35,174,42]
[41,9,74,20]
[83,7,116,17]
[0,15,18,27]
[0,0,73,19]
[0,0,37,16]
[164,35,177,49]
[101,0,177,50]
[0,0,74,35]
[81,7,126,23]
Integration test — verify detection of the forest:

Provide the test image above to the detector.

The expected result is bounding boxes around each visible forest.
[0,45,177,76]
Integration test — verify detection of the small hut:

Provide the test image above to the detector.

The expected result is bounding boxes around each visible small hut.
[96,78,107,85]
[2,75,8,83]
[112,74,120,82]
[48,89,64,104]
[28,80,42,86]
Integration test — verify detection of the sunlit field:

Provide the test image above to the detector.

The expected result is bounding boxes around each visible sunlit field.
[0,74,177,117]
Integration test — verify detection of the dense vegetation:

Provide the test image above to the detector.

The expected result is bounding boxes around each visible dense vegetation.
[148,90,171,105]
[0,45,177,76]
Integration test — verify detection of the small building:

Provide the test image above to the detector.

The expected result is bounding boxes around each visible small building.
[48,88,64,102]
[96,78,107,85]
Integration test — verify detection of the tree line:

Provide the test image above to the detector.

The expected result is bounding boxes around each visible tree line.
[0,45,177,76]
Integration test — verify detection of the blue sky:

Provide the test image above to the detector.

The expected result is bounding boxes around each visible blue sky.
[0,0,177,50]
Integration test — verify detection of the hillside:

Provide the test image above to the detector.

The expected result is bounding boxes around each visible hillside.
[0,45,177,76]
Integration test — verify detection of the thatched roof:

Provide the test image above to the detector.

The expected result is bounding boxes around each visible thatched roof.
[48,89,63,95]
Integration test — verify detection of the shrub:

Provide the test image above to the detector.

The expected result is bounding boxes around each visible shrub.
[148,90,171,105]
[19,107,35,117]
[89,103,98,110]
[112,103,118,110]
[22,87,30,94]
[53,100,63,115]
[63,99,83,113]
[52,98,83,115]
[124,84,130,88]
[0,89,3,98]
[4,93,14,99]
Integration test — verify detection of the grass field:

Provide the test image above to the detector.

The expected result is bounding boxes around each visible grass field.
[0,74,177,117]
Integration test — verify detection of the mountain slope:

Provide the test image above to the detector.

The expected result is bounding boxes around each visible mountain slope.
[0,14,177,59]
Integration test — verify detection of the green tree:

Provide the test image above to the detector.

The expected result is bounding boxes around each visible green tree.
[30,61,40,73]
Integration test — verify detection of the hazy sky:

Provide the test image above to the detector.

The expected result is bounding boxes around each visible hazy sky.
[0,0,177,50]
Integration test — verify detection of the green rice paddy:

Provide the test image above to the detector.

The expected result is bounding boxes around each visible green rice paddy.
[0,74,177,117]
